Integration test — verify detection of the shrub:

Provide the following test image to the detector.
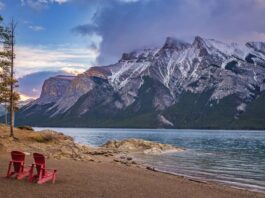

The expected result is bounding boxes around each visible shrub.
[33,133,54,143]
[17,125,34,131]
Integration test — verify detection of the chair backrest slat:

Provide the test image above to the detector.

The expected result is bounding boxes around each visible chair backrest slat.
[11,151,25,172]
[33,153,46,176]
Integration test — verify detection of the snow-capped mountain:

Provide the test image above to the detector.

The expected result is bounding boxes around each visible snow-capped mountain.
[13,36,265,129]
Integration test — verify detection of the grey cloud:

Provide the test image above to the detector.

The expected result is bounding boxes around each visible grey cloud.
[72,24,99,35]
[73,0,265,65]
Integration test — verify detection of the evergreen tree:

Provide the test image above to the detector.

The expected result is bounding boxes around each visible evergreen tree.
[0,17,20,137]
[0,16,9,120]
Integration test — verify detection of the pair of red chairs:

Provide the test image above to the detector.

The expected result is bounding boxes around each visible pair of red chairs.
[6,151,57,184]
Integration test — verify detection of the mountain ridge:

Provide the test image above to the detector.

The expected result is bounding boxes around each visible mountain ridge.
[10,36,265,129]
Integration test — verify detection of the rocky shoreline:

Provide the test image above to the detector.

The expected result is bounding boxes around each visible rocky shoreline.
[0,124,183,167]
[103,139,184,154]
[0,124,264,198]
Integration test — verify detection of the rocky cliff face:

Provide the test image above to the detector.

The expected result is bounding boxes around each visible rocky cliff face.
[14,36,265,129]
[32,75,75,106]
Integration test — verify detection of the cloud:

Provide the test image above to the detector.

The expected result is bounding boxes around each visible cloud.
[15,44,100,77]
[73,24,98,35]
[0,1,5,10]
[29,25,45,31]
[19,93,36,101]
[118,0,149,3]
[61,67,86,75]
[254,0,265,8]
[72,0,265,65]
[52,0,69,4]
[21,0,69,9]
[236,31,265,43]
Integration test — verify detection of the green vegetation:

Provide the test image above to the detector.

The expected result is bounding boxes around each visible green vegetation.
[0,16,19,137]
[32,133,54,143]
[233,92,265,129]
[17,125,34,131]
[164,90,240,129]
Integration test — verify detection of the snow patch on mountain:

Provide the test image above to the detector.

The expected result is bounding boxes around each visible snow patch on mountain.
[158,115,174,127]
[26,36,265,119]
[237,103,247,112]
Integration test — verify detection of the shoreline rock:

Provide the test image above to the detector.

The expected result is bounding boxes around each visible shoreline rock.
[102,138,184,154]
[0,125,184,166]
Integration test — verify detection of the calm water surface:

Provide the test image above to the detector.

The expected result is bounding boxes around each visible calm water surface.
[34,128,265,192]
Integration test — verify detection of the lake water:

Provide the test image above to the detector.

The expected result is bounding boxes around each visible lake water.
[34,128,265,193]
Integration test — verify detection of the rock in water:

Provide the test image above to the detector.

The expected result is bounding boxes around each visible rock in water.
[102,139,184,154]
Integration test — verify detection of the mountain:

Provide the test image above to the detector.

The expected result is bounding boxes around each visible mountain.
[12,36,265,129]
[18,71,69,98]
[0,99,34,121]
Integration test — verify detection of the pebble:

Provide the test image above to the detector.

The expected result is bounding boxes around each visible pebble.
[146,166,156,171]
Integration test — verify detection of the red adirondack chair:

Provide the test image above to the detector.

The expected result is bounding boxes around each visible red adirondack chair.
[6,151,31,180]
[29,153,57,184]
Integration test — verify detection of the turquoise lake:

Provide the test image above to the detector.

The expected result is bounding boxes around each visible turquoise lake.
[34,128,265,193]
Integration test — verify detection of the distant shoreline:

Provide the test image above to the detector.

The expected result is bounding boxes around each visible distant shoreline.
[33,126,265,132]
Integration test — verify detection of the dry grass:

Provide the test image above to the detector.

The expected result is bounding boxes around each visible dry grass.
[31,133,54,143]
[0,124,72,143]
[0,124,93,161]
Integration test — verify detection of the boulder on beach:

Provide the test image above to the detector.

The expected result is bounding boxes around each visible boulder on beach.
[102,139,184,154]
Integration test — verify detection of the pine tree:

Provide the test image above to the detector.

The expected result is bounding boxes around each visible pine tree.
[0,18,20,137]
[0,16,9,113]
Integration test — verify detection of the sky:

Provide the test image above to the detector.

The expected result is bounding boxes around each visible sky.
[0,0,265,99]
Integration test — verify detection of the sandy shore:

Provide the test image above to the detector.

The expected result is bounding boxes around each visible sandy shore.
[0,151,264,198]
[0,125,264,198]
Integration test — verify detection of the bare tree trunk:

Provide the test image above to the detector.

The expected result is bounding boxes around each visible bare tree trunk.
[4,102,7,125]
[9,20,15,138]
